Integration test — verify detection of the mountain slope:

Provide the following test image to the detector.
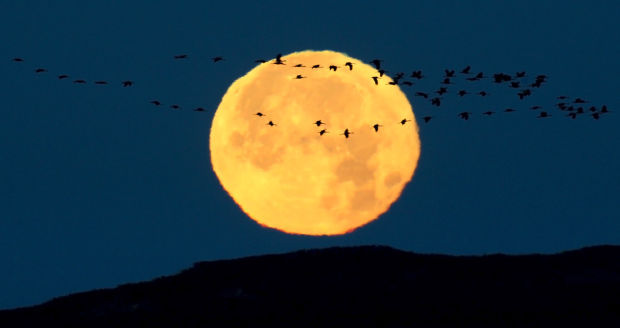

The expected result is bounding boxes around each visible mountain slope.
[2,245,620,327]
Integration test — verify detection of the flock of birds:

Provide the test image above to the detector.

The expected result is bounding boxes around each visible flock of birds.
[10,53,612,139]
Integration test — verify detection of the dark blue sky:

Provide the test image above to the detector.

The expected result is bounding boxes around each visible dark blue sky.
[1,1,619,309]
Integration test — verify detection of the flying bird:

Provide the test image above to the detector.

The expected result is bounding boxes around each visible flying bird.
[311,64,321,69]
[400,118,411,125]
[415,92,429,98]
[461,65,471,74]
[436,87,448,95]
[445,69,455,77]
[537,111,551,118]
[34,68,47,73]
[431,97,441,107]
[122,81,133,87]
[295,75,306,79]
[73,79,86,84]
[574,98,587,103]
[255,112,265,117]
[371,59,382,69]
[482,111,495,116]
[411,70,424,79]
[478,91,488,96]
[212,56,224,62]
[423,116,432,123]
[531,105,542,110]
[150,100,161,106]
[174,54,188,59]
[344,62,353,70]
[371,76,379,85]
[515,71,526,78]
[329,65,338,71]
[194,107,205,112]
[567,113,578,119]
[441,78,452,85]
[314,120,325,127]
[255,59,267,63]
[377,69,387,77]
[293,64,305,67]
[592,113,601,120]
[458,90,468,97]
[342,129,352,138]
[372,124,382,132]
[94,81,108,85]
[510,81,520,88]
[318,129,328,136]
[267,120,277,126]
[504,108,516,112]
[170,105,181,109]
[12,58,24,62]
[458,112,472,120]
[402,81,414,86]
[273,54,285,65]
[601,105,609,113]
[58,74,69,80]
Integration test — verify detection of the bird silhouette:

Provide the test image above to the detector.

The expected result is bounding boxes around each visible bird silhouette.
[372,124,382,132]
[255,59,267,63]
[461,66,471,74]
[73,79,86,84]
[122,81,133,87]
[510,81,520,88]
[174,54,188,59]
[58,74,69,80]
[314,120,325,127]
[504,108,516,112]
[436,87,448,95]
[371,76,379,85]
[574,98,587,103]
[478,91,488,96]
[293,64,305,67]
[212,56,224,62]
[482,111,495,116]
[318,129,328,136]
[515,71,526,78]
[273,54,285,65]
[537,111,551,118]
[441,78,452,85]
[400,118,411,125]
[423,116,432,123]
[411,70,424,79]
[431,98,441,107]
[255,112,265,117]
[170,105,181,109]
[311,64,321,69]
[267,120,277,126]
[371,59,382,70]
[34,68,47,73]
[150,100,161,106]
[12,58,24,62]
[377,69,387,77]
[567,113,578,119]
[194,107,205,112]
[295,75,306,79]
[402,81,414,86]
[94,81,108,85]
[329,65,339,71]
[342,128,353,138]
[458,90,468,97]
[445,69,455,77]
[592,113,601,120]
[415,92,429,99]
[345,62,353,70]
[601,105,609,113]
[589,106,597,112]
[458,112,472,120]
[531,105,542,110]
[466,72,485,81]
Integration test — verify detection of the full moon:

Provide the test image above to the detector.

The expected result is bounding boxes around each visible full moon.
[209,50,420,235]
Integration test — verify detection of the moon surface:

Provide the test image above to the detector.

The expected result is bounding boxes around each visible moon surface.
[209,50,420,235]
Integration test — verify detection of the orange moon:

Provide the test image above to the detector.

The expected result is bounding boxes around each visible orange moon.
[209,50,420,235]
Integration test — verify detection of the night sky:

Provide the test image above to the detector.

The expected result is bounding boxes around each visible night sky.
[1,1,619,309]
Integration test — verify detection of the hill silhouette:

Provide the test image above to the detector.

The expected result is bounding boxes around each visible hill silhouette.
[1,245,619,327]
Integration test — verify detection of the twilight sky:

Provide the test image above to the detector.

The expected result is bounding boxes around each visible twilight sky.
[1,0,619,309]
